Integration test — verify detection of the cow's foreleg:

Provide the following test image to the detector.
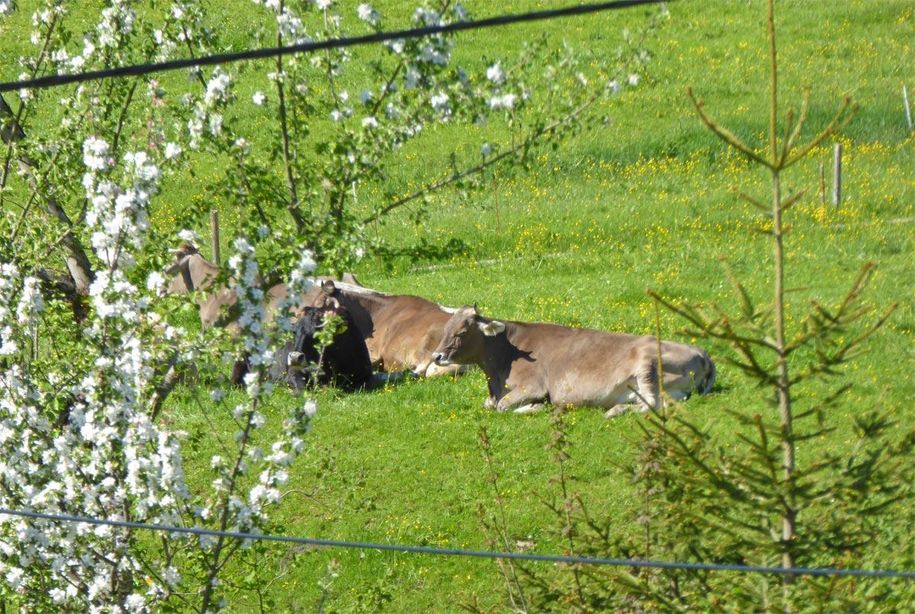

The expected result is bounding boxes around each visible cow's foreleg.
[495,388,542,413]
[512,403,545,414]
[604,404,632,418]
[634,362,661,412]
[604,365,661,418]
[422,362,465,378]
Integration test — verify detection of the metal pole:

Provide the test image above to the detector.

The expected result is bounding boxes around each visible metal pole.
[904,84,913,133]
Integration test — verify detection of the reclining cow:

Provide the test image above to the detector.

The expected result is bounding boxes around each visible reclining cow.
[235,295,373,392]
[285,299,374,391]
[165,243,252,331]
[432,306,715,416]
[164,242,324,331]
[318,279,469,378]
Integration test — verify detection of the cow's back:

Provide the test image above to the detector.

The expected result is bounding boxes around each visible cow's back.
[501,322,712,408]
[369,295,452,372]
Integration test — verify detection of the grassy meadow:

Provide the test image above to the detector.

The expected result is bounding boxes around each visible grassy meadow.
[2,0,913,610]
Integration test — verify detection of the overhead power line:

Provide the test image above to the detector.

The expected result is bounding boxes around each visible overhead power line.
[1,508,913,580]
[0,0,669,94]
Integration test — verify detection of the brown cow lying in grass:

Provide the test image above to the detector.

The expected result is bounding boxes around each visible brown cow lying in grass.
[318,279,469,378]
[165,246,462,381]
[432,305,715,416]
[164,242,323,331]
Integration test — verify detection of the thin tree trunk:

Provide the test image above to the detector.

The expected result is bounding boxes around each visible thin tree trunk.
[767,0,796,597]
[2,94,95,295]
[771,169,795,577]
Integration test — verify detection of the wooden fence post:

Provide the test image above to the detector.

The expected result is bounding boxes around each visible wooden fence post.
[832,143,842,208]
[210,209,221,266]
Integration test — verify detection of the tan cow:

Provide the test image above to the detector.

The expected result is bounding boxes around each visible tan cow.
[165,243,240,330]
[164,243,320,331]
[318,279,467,378]
[432,306,715,416]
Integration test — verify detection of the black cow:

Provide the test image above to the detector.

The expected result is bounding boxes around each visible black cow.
[233,295,373,392]
[283,303,373,391]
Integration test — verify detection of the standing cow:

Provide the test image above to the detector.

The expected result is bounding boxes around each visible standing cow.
[432,305,715,416]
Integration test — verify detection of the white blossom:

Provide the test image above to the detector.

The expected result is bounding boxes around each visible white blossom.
[204,69,231,107]
[404,67,420,89]
[146,271,166,295]
[628,73,640,86]
[489,93,517,110]
[276,11,303,39]
[208,113,224,137]
[252,90,266,106]
[361,116,378,129]
[16,276,43,326]
[430,92,450,115]
[82,136,112,171]
[357,3,379,25]
[386,38,405,54]
[164,142,182,160]
[124,593,147,612]
[486,63,505,84]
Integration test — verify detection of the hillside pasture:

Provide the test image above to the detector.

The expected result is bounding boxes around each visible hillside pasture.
[1,0,912,610]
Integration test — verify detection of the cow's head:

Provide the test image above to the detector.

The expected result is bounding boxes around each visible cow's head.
[286,308,326,379]
[164,243,217,294]
[286,295,353,369]
[312,279,373,340]
[312,279,345,314]
[432,305,505,366]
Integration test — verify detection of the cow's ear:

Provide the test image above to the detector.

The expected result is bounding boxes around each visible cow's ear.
[478,319,505,337]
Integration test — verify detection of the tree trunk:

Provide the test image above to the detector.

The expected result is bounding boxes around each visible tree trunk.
[1,93,95,295]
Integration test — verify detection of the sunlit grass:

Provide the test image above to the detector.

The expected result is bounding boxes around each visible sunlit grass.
[1,0,912,610]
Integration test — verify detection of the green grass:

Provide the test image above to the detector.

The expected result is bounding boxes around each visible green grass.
[2,0,914,610]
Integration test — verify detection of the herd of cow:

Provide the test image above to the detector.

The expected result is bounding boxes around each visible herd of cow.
[166,243,716,417]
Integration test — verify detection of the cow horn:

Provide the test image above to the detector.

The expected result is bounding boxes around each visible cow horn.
[341,272,362,286]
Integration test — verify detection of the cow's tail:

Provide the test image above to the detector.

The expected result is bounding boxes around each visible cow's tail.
[699,352,716,395]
